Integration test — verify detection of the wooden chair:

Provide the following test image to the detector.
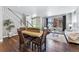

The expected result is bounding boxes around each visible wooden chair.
[17,29,32,52]
[32,30,49,52]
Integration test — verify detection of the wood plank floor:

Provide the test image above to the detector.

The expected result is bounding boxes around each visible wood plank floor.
[46,40,79,52]
[0,36,19,52]
[1,35,79,52]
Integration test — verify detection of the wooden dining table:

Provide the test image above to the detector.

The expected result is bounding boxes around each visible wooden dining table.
[22,30,43,38]
[21,29,48,51]
[22,29,44,51]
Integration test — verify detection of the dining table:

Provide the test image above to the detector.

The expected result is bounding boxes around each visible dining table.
[22,30,43,38]
[21,29,48,51]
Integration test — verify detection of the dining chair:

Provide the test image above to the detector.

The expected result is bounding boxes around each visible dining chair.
[32,29,49,52]
[17,29,32,52]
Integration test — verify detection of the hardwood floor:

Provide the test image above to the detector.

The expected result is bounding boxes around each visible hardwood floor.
[1,35,79,52]
[0,36,19,52]
[46,40,79,52]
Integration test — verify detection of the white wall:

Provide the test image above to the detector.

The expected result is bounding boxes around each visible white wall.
[66,10,79,32]
[66,13,72,30]
[0,7,3,42]
[71,12,78,31]
[76,7,79,31]
[3,7,22,37]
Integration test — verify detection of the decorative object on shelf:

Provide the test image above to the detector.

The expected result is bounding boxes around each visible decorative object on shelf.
[3,19,15,38]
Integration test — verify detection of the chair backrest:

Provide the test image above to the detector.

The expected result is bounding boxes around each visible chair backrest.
[17,29,24,45]
[41,29,49,42]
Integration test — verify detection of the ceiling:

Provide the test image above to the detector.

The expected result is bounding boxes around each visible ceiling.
[6,6,78,17]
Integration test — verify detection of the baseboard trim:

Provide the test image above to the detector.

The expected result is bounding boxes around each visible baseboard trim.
[3,33,18,38]
[0,39,3,42]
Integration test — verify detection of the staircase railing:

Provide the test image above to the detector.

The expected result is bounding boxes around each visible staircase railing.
[8,8,33,27]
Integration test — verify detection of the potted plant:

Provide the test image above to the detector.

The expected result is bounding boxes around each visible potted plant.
[3,19,15,38]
